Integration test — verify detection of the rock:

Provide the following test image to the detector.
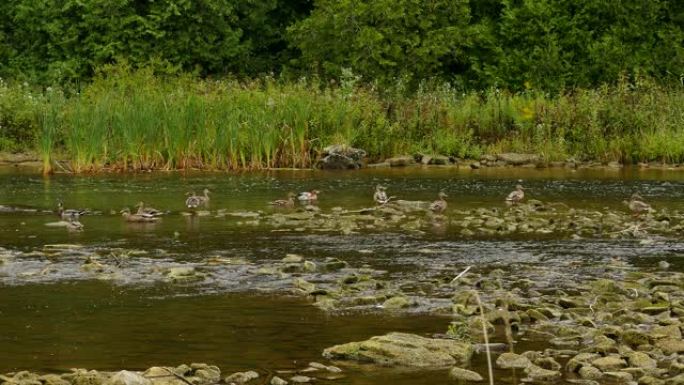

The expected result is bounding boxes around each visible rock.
[622,330,650,347]
[65,370,107,385]
[497,153,539,166]
[105,371,151,385]
[322,332,473,368]
[421,155,451,165]
[650,325,682,340]
[288,376,311,384]
[470,161,481,169]
[655,339,684,354]
[603,371,633,382]
[224,371,260,384]
[316,145,366,170]
[591,356,626,371]
[496,352,531,369]
[578,365,603,380]
[382,296,410,309]
[302,261,317,273]
[293,278,316,293]
[282,254,303,263]
[535,357,561,371]
[658,261,671,270]
[270,377,288,385]
[323,258,348,271]
[190,363,220,384]
[387,156,415,167]
[524,365,561,382]
[164,267,200,281]
[40,374,70,385]
[449,367,483,382]
[667,374,684,385]
[627,352,657,369]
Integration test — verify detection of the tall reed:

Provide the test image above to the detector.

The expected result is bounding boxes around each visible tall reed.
[3,67,678,173]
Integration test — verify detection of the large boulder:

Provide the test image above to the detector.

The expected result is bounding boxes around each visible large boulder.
[316,145,366,170]
[322,332,473,368]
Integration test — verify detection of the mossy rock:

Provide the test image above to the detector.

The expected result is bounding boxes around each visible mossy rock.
[322,332,473,368]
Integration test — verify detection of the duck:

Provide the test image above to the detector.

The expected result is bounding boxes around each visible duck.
[624,193,652,216]
[135,201,164,217]
[298,190,320,203]
[185,189,211,209]
[57,201,86,220]
[270,192,296,208]
[64,218,84,231]
[429,192,448,213]
[120,208,160,223]
[505,185,525,205]
[373,185,392,205]
[198,188,211,205]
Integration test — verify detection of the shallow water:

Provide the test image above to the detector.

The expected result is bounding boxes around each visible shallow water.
[1,166,683,384]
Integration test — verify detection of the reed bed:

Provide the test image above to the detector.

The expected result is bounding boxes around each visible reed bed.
[1,68,683,173]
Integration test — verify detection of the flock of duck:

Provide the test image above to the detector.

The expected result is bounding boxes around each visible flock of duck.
[53,183,653,231]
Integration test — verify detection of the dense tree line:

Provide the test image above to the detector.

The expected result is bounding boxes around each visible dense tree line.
[0,0,682,90]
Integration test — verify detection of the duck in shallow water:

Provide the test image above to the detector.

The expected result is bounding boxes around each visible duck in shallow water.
[624,193,652,217]
[270,192,296,208]
[429,192,448,213]
[135,201,164,217]
[120,208,160,223]
[505,185,525,205]
[57,201,86,220]
[298,190,320,203]
[185,188,210,209]
[373,185,392,205]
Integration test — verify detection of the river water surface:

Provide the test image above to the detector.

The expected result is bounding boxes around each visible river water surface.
[1,167,683,384]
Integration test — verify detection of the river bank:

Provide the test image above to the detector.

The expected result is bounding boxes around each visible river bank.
[1,69,683,174]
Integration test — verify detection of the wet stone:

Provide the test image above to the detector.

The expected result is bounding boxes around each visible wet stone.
[288,376,311,384]
[224,370,259,384]
[104,371,150,385]
[448,367,483,382]
[496,352,531,369]
[270,377,287,385]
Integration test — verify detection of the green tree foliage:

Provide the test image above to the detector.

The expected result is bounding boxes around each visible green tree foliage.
[0,0,682,90]
[288,0,473,87]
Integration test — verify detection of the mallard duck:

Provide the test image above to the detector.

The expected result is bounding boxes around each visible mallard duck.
[120,208,159,223]
[298,190,320,203]
[373,185,391,205]
[185,191,200,208]
[429,192,448,213]
[135,201,164,217]
[624,193,652,216]
[270,192,296,208]
[505,185,525,204]
[57,201,86,220]
[198,188,211,205]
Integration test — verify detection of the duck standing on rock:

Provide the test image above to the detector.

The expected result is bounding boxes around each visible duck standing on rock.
[57,201,86,220]
[270,192,296,208]
[120,208,160,223]
[624,193,653,217]
[429,192,448,213]
[505,185,525,205]
[373,185,394,205]
[298,190,320,204]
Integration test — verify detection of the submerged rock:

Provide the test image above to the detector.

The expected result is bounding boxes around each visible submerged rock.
[448,367,483,382]
[322,332,473,368]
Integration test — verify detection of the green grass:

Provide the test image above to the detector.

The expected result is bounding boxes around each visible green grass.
[1,66,684,172]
